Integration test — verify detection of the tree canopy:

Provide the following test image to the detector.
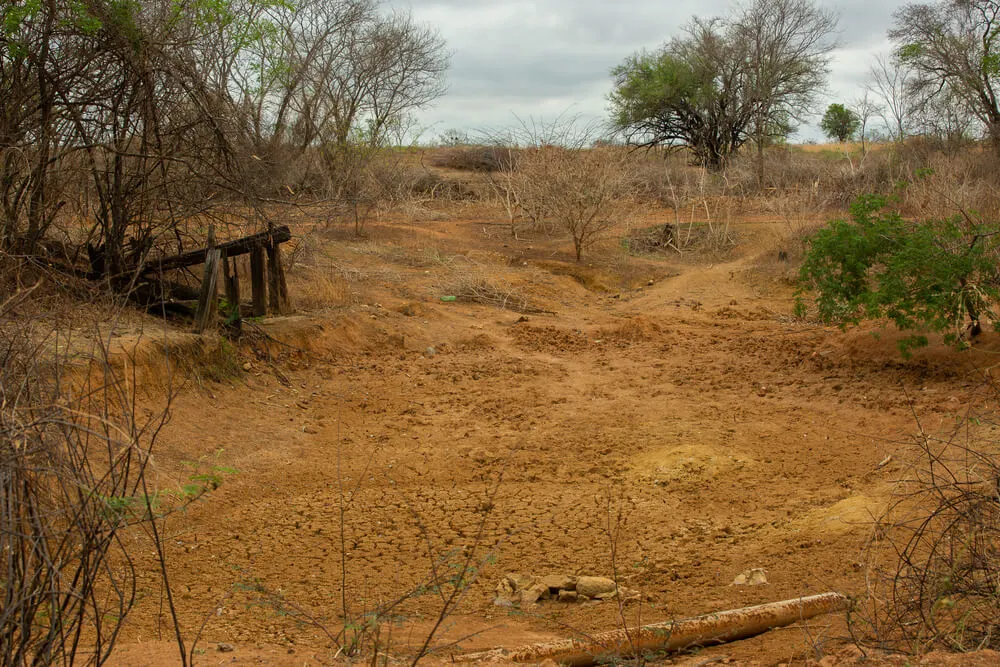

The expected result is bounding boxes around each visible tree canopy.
[890,0,1000,143]
[609,0,836,169]
[820,103,861,142]
[797,195,1000,354]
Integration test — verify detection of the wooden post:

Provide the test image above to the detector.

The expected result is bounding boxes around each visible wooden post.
[222,249,241,332]
[194,227,220,334]
[266,238,290,315]
[250,244,266,317]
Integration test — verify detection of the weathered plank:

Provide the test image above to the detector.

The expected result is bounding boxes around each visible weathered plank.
[266,240,290,315]
[146,225,291,273]
[194,229,221,333]
[250,245,267,317]
[222,250,241,331]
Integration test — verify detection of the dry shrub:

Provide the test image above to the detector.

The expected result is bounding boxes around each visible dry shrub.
[437,259,543,313]
[289,267,353,311]
[283,231,357,310]
[425,145,517,173]
[741,141,1000,214]
[516,146,637,261]
[396,199,451,222]
[895,148,1000,220]
[854,402,1000,654]
[626,220,737,258]
[410,170,482,202]
[624,223,681,254]
[322,148,440,234]
[0,276,220,664]
[447,274,537,312]
[631,151,723,212]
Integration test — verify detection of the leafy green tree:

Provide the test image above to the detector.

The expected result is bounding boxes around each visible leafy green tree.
[609,0,836,170]
[796,195,1000,354]
[609,23,745,170]
[820,103,860,141]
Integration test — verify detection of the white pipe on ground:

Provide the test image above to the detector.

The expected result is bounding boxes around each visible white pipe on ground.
[459,592,848,666]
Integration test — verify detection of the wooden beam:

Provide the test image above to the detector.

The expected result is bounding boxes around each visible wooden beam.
[222,250,241,331]
[266,240,290,315]
[146,225,291,273]
[250,245,267,317]
[194,228,221,334]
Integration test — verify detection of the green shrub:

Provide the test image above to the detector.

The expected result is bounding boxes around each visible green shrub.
[796,194,1000,354]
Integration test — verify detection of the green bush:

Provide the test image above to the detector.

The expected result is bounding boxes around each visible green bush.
[796,194,1000,354]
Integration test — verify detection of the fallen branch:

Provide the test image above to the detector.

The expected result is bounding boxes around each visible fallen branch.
[458,592,848,666]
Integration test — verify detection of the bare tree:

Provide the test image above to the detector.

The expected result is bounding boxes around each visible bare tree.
[914,84,983,144]
[0,0,450,278]
[866,53,917,142]
[852,90,883,155]
[517,146,635,262]
[483,143,523,237]
[736,0,839,179]
[890,0,1000,144]
[246,0,448,225]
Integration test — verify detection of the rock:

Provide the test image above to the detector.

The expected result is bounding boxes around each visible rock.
[395,302,425,317]
[424,346,436,357]
[242,362,252,372]
[505,573,536,593]
[557,590,579,603]
[217,643,235,653]
[520,583,550,606]
[575,576,617,599]
[732,568,768,586]
[541,574,577,592]
[495,579,515,598]
[492,596,514,607]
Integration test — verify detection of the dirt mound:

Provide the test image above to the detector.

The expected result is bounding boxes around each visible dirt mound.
[508,322,593,353]
[597,315,669,344]
[632,443,756,486]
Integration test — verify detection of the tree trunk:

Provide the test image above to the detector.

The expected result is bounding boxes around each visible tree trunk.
[24,0,56,255]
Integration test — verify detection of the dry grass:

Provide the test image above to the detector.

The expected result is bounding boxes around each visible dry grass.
[288,267,354,311]
[435,255,546,313]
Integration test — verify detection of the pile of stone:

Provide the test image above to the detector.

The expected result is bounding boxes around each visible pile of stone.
[494,573,638,608]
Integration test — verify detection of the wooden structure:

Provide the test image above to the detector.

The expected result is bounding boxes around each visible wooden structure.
[144,225,292,333]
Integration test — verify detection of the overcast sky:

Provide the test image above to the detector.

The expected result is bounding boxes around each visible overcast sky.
[385,0,911,144]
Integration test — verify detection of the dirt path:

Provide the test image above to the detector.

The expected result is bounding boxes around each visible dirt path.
[109,219,991,666]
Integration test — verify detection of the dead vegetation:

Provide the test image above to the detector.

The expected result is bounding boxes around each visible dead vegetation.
[853,385,1000,655]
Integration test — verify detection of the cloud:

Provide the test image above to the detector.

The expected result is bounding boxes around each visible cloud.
[387,0,915,142]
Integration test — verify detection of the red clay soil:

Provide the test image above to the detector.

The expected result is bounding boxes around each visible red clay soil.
[104,215,999,666]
